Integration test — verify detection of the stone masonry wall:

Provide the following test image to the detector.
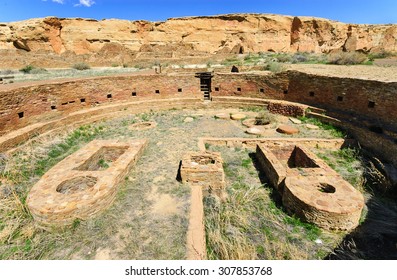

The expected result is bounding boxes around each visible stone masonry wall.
[0,72,289,135]
[211,72,289,100]
[286,71,397,129]
[0,71,396,167]
[0,73,200,135]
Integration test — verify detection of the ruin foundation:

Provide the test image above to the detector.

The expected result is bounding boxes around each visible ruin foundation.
[256,143,364,230]
[180,151,225,198]
[27,139,147,228]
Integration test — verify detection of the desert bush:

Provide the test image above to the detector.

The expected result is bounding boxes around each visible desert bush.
[19,65,47,74]
[327,52,367,65]
[29,68,48,74]
[221,56,242,66]
[0,69,14,75]
[367,50,394,61]
[72,62,90,70]
[275,53,293,63]
[19,65,35,73]
[133,64,146,69]
[255,111,275,125]
[265,62,286,73]
[291,52,309,63]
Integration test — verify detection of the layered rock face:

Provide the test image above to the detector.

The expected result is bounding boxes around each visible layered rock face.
[0,14,396,67]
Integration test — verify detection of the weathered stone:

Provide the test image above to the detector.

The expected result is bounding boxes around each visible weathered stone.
[180,151,225,197]
[215,113,230,120]
[306,124,319,130]
[289,117,302,124]
[277,124,299,135]
[242,118,256,127]
[230,113,246,120]
[184,117,194,123]
[246,127,263,135]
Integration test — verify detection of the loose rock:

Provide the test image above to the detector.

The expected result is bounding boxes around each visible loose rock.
[215,113,229,120]
[230,113,246,120]
[306,124,319,130]
[289,117,302,124]
[246,127,263,135]
[277,125,299,135]
[242,118,256,127]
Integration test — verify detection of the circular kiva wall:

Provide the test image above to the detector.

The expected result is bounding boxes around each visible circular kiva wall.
[0,71,396,167]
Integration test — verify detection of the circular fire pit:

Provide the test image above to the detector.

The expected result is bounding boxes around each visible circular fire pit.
[129,121,157,131]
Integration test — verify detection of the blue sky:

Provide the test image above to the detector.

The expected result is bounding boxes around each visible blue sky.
[0,0,396,24]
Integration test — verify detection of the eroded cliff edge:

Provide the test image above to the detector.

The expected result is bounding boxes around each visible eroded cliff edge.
[0,14,396,68]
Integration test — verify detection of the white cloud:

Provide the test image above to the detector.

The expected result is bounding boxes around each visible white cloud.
[74,0,95,7]
[42,0,65,3]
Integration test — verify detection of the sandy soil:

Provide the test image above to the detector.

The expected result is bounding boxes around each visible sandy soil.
[288,63,397,82]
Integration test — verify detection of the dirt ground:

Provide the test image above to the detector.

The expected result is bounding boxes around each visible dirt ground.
[288,62,397,82]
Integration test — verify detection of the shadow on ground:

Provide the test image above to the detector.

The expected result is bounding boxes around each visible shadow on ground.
[326,195,397,260]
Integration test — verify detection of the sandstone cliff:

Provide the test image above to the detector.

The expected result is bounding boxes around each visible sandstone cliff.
[0,14,396,68]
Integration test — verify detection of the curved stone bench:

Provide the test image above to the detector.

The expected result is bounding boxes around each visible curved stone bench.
[283,176,364,231]
[27,139,147,228]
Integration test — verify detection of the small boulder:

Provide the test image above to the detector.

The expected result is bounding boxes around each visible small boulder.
[306,124,319,130]
[230,113,246,120]
[289,117,302,124]
[277,125,299,135]
[242,118,256,127]
[184,117,194,123]
[215,113,230,120]
[246,127,263,135]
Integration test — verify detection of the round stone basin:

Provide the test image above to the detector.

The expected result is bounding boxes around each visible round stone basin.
[129,122,157,130]
[283,176,364,230]
[56,176,97,195]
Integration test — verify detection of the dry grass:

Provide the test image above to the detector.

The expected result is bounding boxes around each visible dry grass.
[204,147,344,260]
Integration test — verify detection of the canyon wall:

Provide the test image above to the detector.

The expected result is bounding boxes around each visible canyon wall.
[0,14,396,68]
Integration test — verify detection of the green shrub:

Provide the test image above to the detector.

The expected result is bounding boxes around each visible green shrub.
[19,65,35,73]
[72,62,90,70]
[327,52,367,65]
